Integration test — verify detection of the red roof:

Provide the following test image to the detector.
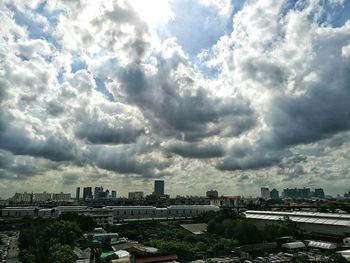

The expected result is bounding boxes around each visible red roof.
[135,255,178,263]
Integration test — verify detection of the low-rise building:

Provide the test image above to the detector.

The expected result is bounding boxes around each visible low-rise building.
[245,210,350,236]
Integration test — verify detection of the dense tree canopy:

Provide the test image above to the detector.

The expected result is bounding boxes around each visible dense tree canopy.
[18,214,95,263]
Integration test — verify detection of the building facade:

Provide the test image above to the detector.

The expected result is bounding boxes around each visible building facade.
[270,189,279,200]
[206,190,219,198]
[128,192,144,200]
[83,187,93,201]
[76,187,80,201]
[52,192,71,201]
[153,180,164,197]
[261,187,270,200]
[1,205,220,225]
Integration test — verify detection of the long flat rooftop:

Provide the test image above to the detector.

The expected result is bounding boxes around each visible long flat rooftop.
[245,210,350,227]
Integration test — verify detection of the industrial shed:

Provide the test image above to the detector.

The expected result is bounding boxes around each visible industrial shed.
[244,210,350,236]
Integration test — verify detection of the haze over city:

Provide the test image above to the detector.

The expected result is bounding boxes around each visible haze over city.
[1,0,350,198]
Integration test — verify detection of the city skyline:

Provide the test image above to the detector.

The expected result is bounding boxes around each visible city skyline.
[1,1,350,198]
[3,181,350,200]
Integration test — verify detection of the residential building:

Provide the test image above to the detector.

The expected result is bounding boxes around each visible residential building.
[52,192,71,201]
[11,192,32,203]
[209,196,241,207]
[314,188,325,199]
[283,188,311,199]
[33,192,52,202]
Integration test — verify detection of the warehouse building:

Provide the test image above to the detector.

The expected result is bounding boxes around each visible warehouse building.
[1,205,219,225]
[245,210,350,236]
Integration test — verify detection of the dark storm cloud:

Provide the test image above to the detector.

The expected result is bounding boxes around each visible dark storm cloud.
[0,115,77,162]
[0,150,58,180]
[76,124,145,145]
[269,73,350,148]
[74,108,145,145]
[87,144,170,176]
[62,173,79,185]
[217,141,282,171]
[216,1,350,171]
[116,59,256,142]
[166,141,225,159]
[46,101,65,116]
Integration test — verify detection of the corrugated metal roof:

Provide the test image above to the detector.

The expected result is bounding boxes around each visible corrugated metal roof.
[308,241,337,250]
[245,210,350,227]
[281,242,306,249]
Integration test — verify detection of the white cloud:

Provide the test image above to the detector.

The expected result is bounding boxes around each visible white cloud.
[1,0,350,198]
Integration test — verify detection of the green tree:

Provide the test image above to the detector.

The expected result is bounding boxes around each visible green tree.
[323,253,347,263]
[100,237,112,252]
[42,220,81,247]
[49,243,76,263]
[20,249,36,263]
[59,212,96,231]
[278,216,304,239]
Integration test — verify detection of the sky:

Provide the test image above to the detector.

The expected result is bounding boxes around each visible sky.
[1,0,350,198]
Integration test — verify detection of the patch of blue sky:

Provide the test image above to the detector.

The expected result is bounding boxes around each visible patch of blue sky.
[8,1,61,49]
[196,63,221,80]
[231,0,246,14]
[57,68,65,85]
[94,77,114,101]
[281,0,350,28]
[158,0,234,59]
[71,56,88,73]
[320,0,350,28]
[35,0,61,29]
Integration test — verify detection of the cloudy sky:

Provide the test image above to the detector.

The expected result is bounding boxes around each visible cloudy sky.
[1,0,350,198]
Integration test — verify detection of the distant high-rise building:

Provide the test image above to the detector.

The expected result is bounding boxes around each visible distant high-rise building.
[83,187,93,201]
[283,187,311,199]
[345,190,350,199]
[128,191,144,200]
[300,188,311,199]
[76,187,80,201]
[206,190,219,198]
[94,186,103,200]
[153,180,164,197]
[261,187,270,200]
[283,188,298,198]
[314,188,325,199]
[111,191,117,199]
[270,189,279,200]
